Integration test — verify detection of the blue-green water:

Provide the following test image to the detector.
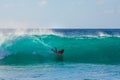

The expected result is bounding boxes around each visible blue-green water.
[0,63,120,80]
[0,29,120,80]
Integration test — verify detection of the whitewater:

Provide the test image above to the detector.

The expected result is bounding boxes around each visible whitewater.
[0,29,120,80]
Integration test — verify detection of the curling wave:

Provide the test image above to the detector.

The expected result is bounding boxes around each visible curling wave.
[0,29,120,64]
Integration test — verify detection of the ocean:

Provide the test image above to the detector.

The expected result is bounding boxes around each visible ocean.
[0,29,120,80]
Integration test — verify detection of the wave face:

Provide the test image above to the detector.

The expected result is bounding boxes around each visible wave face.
[0,29,120,64]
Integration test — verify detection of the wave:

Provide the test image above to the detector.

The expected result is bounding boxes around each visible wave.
[0,29,120,64]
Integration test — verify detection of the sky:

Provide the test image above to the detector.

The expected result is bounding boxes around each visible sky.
[0,0,120,28]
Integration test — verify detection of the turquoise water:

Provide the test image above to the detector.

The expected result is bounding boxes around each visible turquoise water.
[0,63,120,80]
[1,35,120,64]
[0,29,120,80]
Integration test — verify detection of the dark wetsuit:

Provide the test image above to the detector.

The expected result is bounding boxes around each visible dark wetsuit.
[51,47,64,55]
[57,50,64,55]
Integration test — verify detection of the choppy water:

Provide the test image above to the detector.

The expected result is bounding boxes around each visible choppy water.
[0,63,120,80]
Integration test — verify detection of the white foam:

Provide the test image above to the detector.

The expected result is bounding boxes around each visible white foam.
[0,29,64,45]
[97,32,110,37]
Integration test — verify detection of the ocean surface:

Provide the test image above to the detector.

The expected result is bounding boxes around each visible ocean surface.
[0,29,120,80]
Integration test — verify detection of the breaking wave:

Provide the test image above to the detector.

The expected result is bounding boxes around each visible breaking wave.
[0,29,120,64]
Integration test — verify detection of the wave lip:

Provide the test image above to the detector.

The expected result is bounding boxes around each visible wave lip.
[0,29,120,64]
[0,35,119,64]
